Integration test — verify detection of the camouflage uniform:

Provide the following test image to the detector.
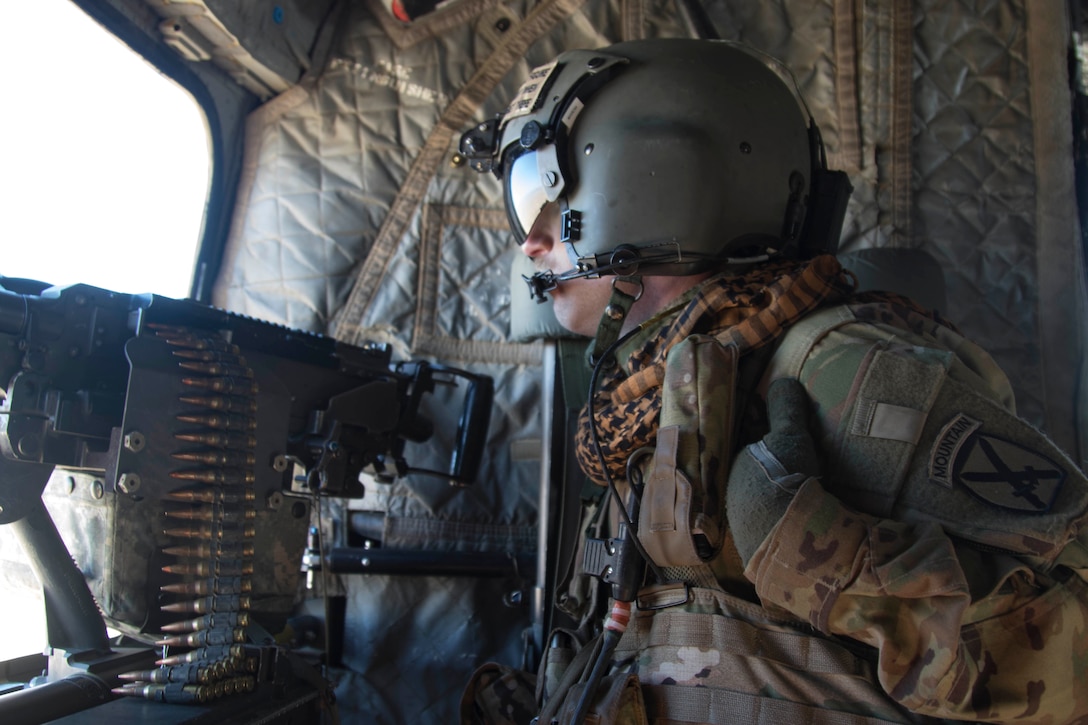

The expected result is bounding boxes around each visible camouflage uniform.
[732,301,1088,723]
[586,256,1087,723]
[465,255,1088,723]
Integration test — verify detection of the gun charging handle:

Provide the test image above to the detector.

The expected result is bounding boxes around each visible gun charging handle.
[399,364,493,486]
[442,366,493,486]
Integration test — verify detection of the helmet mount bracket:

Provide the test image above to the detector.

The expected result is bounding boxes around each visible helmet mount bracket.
[560,207,581,243]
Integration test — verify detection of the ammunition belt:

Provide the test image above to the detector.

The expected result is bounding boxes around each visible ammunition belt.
[114,324,259,704]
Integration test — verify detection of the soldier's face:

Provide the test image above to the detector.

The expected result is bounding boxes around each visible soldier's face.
[520,201,616,337]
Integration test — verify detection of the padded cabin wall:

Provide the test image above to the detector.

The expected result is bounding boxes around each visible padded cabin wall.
[208,0,1085,719]
[907,1,1084,460]
[197,0,337,83]
[698,0,1085,458]
[212,0,696,719]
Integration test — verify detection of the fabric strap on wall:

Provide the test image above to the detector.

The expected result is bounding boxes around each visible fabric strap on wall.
[330,0,589,344]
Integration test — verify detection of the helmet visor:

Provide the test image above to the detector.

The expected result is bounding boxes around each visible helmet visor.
[504,150,550,240]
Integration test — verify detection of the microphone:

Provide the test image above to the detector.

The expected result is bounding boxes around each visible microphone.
[519,241,704,302]
[521,266,604,303]
[521,244,644,302]
[521,269,594,303]
[522,271,559,303]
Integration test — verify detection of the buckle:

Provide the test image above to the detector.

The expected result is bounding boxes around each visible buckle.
[636,582,691,611]
[582,521,642,602]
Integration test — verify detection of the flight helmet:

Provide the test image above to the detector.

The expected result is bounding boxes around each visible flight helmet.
[460,39,849,296]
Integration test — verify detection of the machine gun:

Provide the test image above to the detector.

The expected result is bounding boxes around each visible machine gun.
[0,279,493,722]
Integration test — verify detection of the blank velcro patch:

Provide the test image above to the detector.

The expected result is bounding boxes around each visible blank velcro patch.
[851,398,927,444]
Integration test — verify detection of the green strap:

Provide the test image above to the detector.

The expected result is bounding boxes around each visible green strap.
[558,338,593,413]
[588,277,641,367]
[536,631,603,724]
[759,304,856,383]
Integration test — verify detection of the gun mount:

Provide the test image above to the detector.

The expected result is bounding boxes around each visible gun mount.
[0,280,493,721]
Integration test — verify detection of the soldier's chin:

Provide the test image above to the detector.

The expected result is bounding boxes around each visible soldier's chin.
[549,295,596,338]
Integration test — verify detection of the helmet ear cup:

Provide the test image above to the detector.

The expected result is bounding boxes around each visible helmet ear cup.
[570,120,724,267]
[779,171,809,257]
[557,41,815,274]
[477,40,838,273]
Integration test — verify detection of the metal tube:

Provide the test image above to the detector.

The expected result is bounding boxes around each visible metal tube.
[8,498,111,653]
[533,342,557,655]
[0,673,112,725]
[326,548,532,578]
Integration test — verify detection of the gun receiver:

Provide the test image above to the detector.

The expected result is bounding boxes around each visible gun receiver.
[0,283,492,503]
[0,281,493,639]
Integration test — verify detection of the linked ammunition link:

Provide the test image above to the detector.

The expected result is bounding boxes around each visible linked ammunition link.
[114,325,260,705]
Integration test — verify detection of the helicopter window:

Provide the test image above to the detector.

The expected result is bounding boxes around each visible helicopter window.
[1,0,210,299]
[0,0,210,662]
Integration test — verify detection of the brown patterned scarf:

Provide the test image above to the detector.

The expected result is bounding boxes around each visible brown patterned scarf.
[573,255,856,486]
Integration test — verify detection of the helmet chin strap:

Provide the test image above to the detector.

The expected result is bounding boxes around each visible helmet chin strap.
[588,275,642,367]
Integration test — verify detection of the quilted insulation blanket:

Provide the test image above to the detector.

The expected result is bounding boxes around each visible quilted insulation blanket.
[211,0,1086,721]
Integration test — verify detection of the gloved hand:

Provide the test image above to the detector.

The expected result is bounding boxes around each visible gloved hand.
[727,377,821,565]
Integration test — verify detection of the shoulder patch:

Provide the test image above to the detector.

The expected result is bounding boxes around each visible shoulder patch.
[929,413,981,489]
[953,432,1067,514]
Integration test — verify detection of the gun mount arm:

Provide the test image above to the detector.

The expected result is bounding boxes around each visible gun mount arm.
[0,280,496,718]
[0,457,110,653]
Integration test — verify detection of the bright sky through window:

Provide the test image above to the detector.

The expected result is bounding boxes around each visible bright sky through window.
[0,0,210,299]
[0,0,211,663]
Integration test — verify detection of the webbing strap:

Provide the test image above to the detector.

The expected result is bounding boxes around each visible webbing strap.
[615,608,864,676]
[642,684,897,725]
[589,278,641,366]
[331,0,588,343]
[537,632,602,725]
[759,304,855,383]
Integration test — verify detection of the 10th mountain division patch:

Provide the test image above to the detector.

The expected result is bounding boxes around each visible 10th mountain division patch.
[929,413,1066,514]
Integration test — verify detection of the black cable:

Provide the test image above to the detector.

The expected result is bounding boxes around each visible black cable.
[676,0,721,40]
[569,627,622,724]
[585,325,666,584]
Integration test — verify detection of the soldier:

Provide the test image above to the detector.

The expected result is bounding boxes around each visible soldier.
[460,39,1088,724]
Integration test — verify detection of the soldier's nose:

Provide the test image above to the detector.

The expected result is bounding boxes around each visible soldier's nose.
[520,231,550,259]
[520,202,560,259]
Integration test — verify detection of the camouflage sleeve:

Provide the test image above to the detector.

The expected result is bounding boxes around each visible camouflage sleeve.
[743,477,1085,722]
